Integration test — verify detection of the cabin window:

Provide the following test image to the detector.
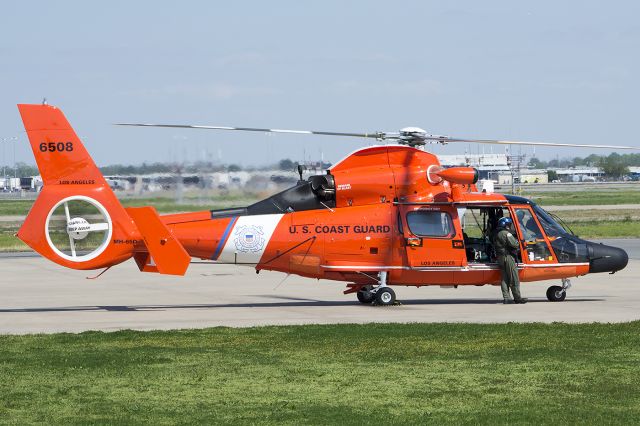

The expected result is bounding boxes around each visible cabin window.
[397,212,404,235]
[406,211,453,238]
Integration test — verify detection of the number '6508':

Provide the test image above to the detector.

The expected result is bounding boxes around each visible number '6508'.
[39,142,74,152]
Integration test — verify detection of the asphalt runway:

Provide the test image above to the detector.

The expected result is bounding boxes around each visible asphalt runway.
[1,239,639,334]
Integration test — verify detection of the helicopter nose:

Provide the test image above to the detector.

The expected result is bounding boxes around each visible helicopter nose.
[587,242,629,274]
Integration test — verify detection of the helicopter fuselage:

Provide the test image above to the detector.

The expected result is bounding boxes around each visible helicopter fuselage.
[160,145,627,291]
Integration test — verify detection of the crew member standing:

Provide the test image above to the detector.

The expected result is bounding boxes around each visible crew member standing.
[493,217,528,304]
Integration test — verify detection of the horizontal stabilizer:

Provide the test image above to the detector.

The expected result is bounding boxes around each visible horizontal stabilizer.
[126,207,191,276]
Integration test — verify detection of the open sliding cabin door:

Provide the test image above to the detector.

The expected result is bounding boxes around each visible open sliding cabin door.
[456,205,507,285]
[400,206,465,278]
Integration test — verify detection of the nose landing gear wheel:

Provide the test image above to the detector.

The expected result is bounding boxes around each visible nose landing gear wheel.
[546,285,566,302]
[374,287,396,306]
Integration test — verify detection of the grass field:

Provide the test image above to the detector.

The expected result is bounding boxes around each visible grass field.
[0,234,27,251]
[1,323,639,424]
[568,221,640,238]
[521,189,640,206]
[553,209,640,238]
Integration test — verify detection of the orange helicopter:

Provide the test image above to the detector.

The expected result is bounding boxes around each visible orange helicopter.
[16,103,634,305]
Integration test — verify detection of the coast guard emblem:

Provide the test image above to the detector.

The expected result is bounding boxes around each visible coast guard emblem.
[233,225,265,253]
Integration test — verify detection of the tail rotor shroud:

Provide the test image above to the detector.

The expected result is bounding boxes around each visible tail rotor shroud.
[45,196,112,262]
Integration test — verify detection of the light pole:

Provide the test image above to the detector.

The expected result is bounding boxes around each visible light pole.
[1,136,18,191]
[1,137,5,190]
[13,136,17,179]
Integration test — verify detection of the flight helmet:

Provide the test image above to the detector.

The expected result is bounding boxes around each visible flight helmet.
[497,217,512,229]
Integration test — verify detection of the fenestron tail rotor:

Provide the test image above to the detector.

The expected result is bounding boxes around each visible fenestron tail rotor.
[115,123,640,150]
[46,196,112,262]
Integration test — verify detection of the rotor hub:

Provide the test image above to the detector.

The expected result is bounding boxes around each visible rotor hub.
[67,217,91,240]
[398,127,428,146]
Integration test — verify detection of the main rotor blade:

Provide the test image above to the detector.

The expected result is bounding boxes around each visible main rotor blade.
[424,136,640,150]
[114,123,390,140]
[115,122,640,150]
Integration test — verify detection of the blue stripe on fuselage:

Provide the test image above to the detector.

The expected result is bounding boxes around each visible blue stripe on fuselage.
[212,217,238,260]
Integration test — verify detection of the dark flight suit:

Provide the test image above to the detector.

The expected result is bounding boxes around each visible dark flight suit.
[493,228,522,301]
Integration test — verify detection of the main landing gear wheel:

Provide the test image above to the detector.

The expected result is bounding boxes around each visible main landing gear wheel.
[374,287,396,306]
[546,286,566,302]
[356,286,375,304]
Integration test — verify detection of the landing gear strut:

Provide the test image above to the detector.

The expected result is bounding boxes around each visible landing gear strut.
[371,271,396,306]
[546,278,571,302]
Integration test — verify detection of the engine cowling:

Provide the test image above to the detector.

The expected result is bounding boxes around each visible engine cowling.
[437,167,479,185]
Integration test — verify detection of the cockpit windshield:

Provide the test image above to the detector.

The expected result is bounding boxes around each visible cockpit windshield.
[532,205,568,237]
[531,204,589,263]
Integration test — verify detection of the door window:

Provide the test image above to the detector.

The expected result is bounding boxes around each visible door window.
[515,209,544,241]
[515,208,552,261]
[406,211,453,238]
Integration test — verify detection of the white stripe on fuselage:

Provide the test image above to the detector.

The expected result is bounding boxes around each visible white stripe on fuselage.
[217,214,284,265]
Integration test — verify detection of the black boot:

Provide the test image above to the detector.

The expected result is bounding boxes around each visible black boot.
[515,298,528,304]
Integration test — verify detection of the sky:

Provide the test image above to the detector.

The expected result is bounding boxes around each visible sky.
[1,1,639,167]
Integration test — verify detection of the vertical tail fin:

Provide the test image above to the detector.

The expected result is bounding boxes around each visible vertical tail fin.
[18,104,106,186]
[16,104,140,270]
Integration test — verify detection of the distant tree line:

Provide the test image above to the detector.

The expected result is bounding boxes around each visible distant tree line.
[530,152,638,178]
[1,159,334,178]
[1,162,39,177]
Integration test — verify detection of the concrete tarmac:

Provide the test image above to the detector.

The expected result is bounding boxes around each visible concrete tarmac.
[1,240,639,334]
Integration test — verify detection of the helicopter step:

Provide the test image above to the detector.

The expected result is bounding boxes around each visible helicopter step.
[546,278,571,302]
